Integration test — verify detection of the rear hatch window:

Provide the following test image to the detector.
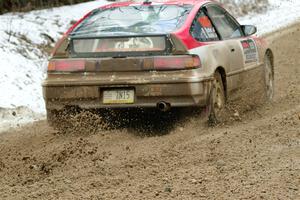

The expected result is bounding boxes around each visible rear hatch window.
[70,4,192,37]
[73,36,166,53]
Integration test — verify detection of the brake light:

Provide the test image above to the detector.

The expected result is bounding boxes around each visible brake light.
[47,60,85,72]
[153,55,201,70]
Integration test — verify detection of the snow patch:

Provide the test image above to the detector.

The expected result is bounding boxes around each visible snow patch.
[0,106,43,133]
[239,0,300,35]
[0,0,110,132]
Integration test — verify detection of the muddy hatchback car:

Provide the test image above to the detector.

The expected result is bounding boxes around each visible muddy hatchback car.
[43,0,274,126]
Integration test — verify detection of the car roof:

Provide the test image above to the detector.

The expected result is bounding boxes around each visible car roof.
[99,0,217,9]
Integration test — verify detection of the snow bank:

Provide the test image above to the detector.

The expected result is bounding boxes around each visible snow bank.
[0,0,300,131]
[0,0,109,130]
[239,0,300,36]
[219,0,269,17]
[0,0,109,112]
[0,107,44,133]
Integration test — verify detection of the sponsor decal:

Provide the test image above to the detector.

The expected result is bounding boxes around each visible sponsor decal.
[198,16,212,28]
[198,16,218,40]
[241,39,258,64]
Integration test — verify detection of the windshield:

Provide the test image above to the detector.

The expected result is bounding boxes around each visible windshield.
[70,4,193,37]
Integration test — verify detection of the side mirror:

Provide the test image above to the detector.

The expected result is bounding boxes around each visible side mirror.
[241,25,257,36]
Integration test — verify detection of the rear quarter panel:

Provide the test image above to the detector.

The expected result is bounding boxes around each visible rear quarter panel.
[188,42,230,77]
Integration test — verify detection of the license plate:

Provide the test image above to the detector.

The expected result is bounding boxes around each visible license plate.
[103,89,134,104]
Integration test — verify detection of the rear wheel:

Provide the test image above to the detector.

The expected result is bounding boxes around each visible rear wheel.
[207,71,226,126]
[263,55,274,101]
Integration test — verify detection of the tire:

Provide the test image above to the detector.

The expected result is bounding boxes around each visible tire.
[263,55,274,101]
[207,71,226,126]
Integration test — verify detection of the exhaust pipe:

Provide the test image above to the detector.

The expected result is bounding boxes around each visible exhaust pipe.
[157,101,171,112]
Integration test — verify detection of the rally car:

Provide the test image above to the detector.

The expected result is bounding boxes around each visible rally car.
[43,0,274,126]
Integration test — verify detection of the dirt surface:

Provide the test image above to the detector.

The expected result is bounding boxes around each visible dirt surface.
[1,23,300,200]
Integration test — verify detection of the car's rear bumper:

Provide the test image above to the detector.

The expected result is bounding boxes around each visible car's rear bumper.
[42,71,213,110]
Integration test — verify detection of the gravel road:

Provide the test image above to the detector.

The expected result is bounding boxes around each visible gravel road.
[0,23,300,200]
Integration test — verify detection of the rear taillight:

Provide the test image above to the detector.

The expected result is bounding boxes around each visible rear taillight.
[47,55,201,72]
[48,60,85,72]
[153,55,201,70]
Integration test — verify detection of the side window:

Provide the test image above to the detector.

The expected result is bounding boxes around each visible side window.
[190,10,219,42]
[206,5,243,39]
